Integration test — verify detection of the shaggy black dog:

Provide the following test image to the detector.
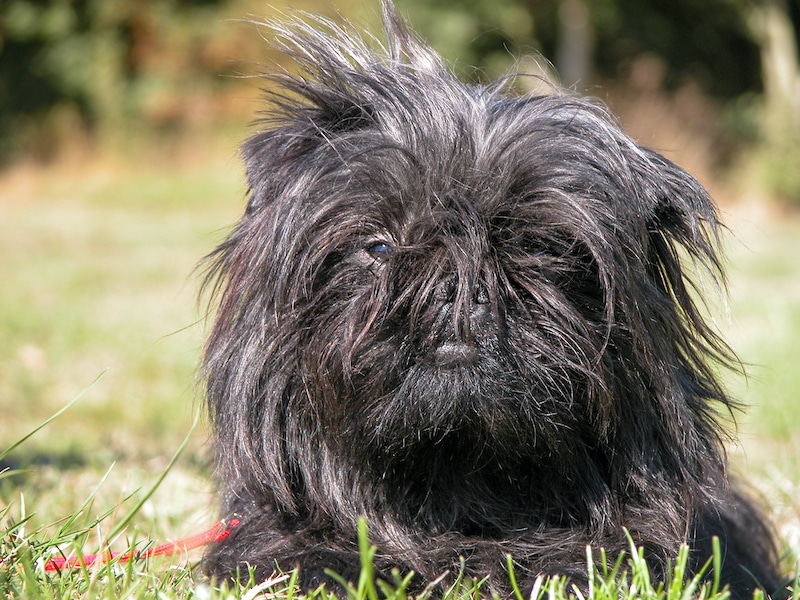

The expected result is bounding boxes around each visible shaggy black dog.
[202,2,783,597]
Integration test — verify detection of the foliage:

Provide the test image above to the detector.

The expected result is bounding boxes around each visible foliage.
[0,0,254,160]
[394,0,537,82]
[754,107,800,206]
[729,0,800,206]
[2,0,797,212]
[586,0,761,97]
[0,0,776,163]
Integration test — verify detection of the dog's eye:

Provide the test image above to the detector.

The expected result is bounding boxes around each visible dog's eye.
[366,242,393,260]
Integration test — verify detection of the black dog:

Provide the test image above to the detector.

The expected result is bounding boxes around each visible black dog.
[201,2,783,597]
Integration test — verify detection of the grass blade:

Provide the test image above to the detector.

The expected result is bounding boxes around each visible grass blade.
[0,371,106,463]
[105,410,199,542]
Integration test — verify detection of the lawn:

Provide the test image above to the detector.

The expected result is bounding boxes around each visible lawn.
[1,150,799,597]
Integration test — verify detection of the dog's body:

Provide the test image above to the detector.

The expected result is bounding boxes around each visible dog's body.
[202,3,782,597]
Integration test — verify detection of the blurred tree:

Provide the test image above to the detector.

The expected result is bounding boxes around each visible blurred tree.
[513,0,764,97]
[554,0,592,89]
[402,0,800,203]
[0,0,257,162]
[1,0,131,159]
[1,0,798,167]
[393,0,537,82]
[744,0,800,202]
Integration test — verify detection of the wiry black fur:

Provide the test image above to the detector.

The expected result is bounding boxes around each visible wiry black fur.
[202,3,783,597]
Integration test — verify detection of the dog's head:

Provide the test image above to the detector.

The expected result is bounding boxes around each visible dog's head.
[204,2,734,511]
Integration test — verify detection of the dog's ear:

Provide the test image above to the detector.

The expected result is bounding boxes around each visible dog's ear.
[241,95,375,214]
[630,148,738,401]
[635,149,724,304]
[241,63,380,214]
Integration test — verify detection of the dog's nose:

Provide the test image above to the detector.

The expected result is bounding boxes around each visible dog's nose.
[430,277,492,367]
[433,277,490,308]
[434,341,478,367]
[433,275,457,304]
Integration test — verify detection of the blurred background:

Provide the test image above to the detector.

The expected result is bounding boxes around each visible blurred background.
[1,0,799,565]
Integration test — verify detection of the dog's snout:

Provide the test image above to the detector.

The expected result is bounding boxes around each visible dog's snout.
[474,282,490,305]
[433,276,458,304]
[428,275,494,363]
[434,341,478,367]
[433,276,490,308]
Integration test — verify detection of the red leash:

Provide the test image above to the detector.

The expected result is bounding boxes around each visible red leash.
[44,516,241,572]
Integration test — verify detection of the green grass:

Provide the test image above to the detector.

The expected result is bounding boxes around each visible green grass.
[721,210,800,452]
[3,417,783,600]
[1,157,799,597]
[0,158,244,460]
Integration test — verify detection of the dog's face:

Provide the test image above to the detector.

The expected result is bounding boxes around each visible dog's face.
[204,8,731,511]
